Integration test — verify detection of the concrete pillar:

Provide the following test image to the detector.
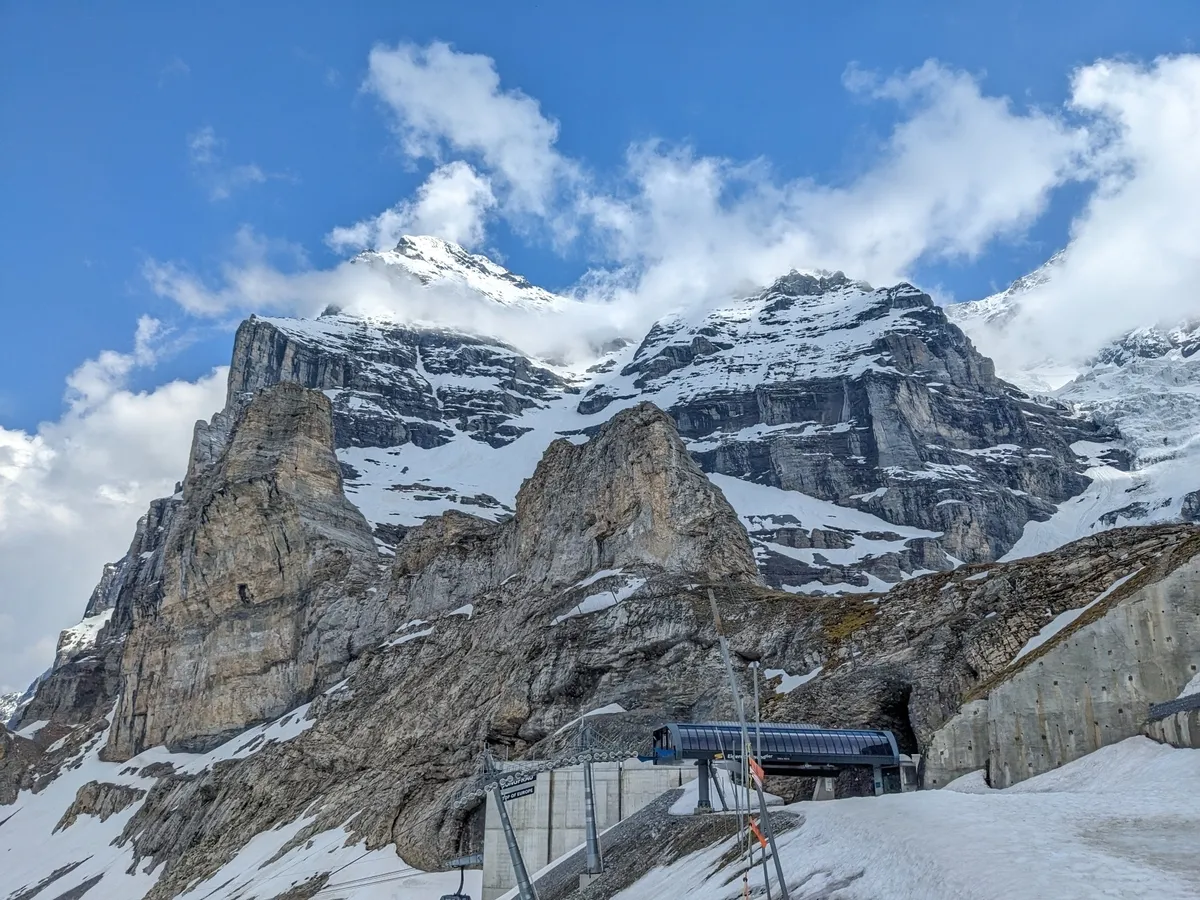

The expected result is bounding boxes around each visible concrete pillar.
[695,759,712,813]
[872,765,884,796]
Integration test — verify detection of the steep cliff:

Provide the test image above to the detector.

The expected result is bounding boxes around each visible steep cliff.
[105,382,387,759]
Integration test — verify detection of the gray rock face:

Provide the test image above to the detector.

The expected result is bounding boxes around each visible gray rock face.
[579,274,1100,579]
[0,724,39,805]
[392,402,760,618]
[1182,490,1200,522]
[13,496,182,732]
[105,382,389,760]
[229,313,572,450]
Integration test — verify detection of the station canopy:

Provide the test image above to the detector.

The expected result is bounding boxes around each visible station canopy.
[651,722,899,775]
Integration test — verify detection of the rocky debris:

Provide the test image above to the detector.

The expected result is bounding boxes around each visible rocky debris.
[54,781,146,831]
[105,382,389,760]
[1182,490,1200,522]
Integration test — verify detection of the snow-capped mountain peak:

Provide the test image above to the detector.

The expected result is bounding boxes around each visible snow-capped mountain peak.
[354,234,568,312]
[946,249,1067,329]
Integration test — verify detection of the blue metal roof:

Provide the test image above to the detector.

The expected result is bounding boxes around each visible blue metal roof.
[652,722,899,770]
[1148,692,1200,721]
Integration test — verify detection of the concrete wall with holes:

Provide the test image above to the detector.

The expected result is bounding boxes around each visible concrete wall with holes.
[925,555,1200,788]
[481,759,695,900]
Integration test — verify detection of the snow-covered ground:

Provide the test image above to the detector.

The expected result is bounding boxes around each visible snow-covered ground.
[618,737,1200,900]
[0,710,474,900]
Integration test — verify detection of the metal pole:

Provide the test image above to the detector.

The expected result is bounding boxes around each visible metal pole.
[582,758,603,875]
[752,661,773,900]
[486,754,539,900]
[708,590,791,900]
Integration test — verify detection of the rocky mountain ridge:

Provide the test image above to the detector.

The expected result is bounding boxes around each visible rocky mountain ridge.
[205,243,1112,598]
[4,236,1199,900]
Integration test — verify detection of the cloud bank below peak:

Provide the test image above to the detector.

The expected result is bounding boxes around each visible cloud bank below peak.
[150,45,1200,373]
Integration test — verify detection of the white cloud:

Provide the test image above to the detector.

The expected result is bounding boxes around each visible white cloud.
[187,126,271,201]
[151,51,1099,364]
[955,55,1200,372]
[326,161,496,252]
[364,41,578,219]
[0,324,226,692]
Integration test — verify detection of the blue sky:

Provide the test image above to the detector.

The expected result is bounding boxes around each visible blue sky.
[3,1,1200,692]
[2,0,1194,431]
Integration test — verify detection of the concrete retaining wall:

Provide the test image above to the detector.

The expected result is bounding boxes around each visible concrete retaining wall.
[482,759,695,900]
[925,556,1200,788]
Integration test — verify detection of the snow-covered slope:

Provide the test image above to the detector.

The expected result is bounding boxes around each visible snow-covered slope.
[615,737,1200,900]
[354,234,568,312]
[0,710,479,900]
[0,691,19,727]
[948,257,1200,559]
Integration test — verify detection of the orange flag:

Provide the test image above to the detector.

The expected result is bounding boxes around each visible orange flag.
[748,816,768,849]
[749,757,765,788]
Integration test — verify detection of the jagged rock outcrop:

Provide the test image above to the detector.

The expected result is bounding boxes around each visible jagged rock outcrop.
[105,382,389,760]
[0,692,20,726]
[393,402,759,617]
[14,498,180,732]
[0,724,39,805]
[55,781,146,831]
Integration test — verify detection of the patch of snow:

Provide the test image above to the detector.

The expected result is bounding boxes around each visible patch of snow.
[667,765,783,816]
[1177,671,1200,700]
[552,576,646,624]
[177,816,478,900]
[553,703,629,736]
[56,608,113,658]
[15,719,49,739]
[385,626,435,648]
[447,604,474,618]
[763,665,822,694]
[570,568,625,590]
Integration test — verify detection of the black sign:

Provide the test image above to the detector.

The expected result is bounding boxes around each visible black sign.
[501,784,535,801]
